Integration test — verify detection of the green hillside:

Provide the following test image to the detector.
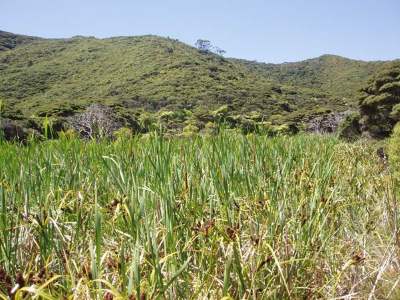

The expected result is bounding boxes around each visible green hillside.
[235,54,388,101]
[0,30,394,134]
[0,30,41,51]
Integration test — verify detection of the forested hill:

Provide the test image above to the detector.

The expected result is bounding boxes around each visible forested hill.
[0,30,395,134]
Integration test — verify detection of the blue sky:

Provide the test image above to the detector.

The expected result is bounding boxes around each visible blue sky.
[1,0,399,63]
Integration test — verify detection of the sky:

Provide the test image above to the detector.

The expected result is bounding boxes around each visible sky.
[1,0,399,63]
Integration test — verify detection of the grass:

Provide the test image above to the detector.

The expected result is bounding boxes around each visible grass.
[0,132,398,299]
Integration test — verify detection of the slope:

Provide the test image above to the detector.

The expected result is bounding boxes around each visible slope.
[0,31,393,134]
[0,30,41,51]
[235,54,387,102]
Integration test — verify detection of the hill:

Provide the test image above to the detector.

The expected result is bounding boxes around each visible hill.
[0,31,394,135]
[0,30,41,51]
[235,54,387,100]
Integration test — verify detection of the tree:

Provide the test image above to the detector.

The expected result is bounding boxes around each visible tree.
[70,104,121,139]
[195,39,212,52]
[306,112,350,134]
[359,62,400,138]
[337,112,361,141]
[195,39,227,56]
[214,47,226,56]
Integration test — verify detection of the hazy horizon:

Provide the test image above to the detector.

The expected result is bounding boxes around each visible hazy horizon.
[1,0,399,64]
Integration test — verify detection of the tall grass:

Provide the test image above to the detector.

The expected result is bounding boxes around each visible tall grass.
[0,132,398,299]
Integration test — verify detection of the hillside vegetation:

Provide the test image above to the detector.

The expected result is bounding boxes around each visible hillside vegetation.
[0,31,41,51]
[0,30,393,135]
[236,55,386,100]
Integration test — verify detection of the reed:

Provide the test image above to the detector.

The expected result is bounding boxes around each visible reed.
[0,132,398,299]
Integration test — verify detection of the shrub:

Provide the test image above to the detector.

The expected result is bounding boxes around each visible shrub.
[138,112,158,132]
[306,112,348,134]
[70,104,121,139]
[182,124,199,137]
[26,128,43,143]
[158,111,176,121]
[0,119,27,142]
[273,124,291,136]
[212,105,229,120]
[240,118,257,134]
[59,128,78,140]
[269,114,284,125]
[338,112,361,141]
[257,121,274,136]
[390,103,400,120]
[114,127,133,141]
[247,111,262,121]
[203,121,218,135]
[257,122,298,136]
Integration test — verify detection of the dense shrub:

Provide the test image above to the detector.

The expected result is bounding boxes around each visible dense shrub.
[257,122,298,136]
[240,118,257,134]
[203,121,218,135]
[59,128,78,140]
[182,123,199,137]
[271,124,292,136]
[114,127,133,142]
[138,112,158,132]
[338,112,361,141]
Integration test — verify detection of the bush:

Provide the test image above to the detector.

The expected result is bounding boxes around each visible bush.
[138,112,158,132]
[114,127,133,141]
[338,113,361,141]
[388,123,400,178]
[306,112,347,134]
[390,103,400,120]
[59,128,78,140]
[272,124,291,136]
[0,119,27,142]
[212,105,229,120]
[70,104,121,139]
[182,124,199,137]
[240,118,257,134]
[26,128,43,143]
[257,122,298,136]
[247,111,262,121]
[158,110,176,121]
[269,114,285,125]
[203,122,218,135]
